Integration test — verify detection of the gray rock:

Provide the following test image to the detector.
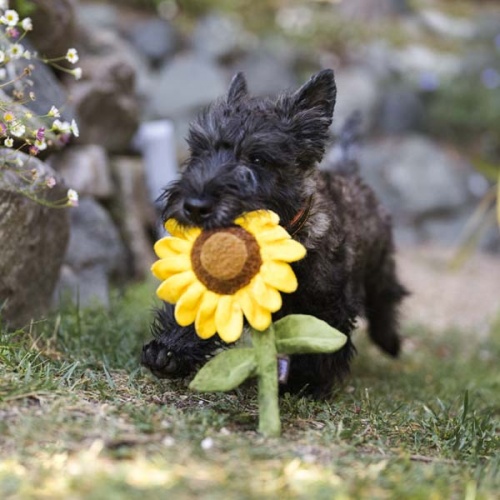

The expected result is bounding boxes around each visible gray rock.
[359,135,473,218]
[475,12,500,41]
[69,29,140,152]
[419,9,475,39]
[149,53,227,118]
[363,40,461,86]
[130,51,158,113]
[111,156,157,279]
[418,210,472,246]
[56,197,127,308]
[393,44,462,81]
[235,49,297,96]
[49,145,113,199]
[337,0,410,21]
[56,264,110,308]
[133,120,179,203]
[71,79,139,152]
[332,67,381,134]
[377,86,424,134]
[27,0,78,59]
[169,113,196,160]
[192,14,253,61]
[127,18,177,64]
[0,152,69,327]
[76,2,120,31]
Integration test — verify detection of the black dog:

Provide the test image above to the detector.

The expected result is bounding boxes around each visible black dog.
[142,69,407,397]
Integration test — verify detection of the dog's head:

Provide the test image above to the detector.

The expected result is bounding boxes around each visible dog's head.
[160,69,336,229]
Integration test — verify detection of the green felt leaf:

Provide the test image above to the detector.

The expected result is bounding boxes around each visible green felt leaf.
[189,348,257,392]
[274,314,348,354]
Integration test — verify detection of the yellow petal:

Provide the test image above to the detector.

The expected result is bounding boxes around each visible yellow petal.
[235,210,280,234]
[156,270,196,303]
[236,288,273,331]
[174,281,206,326]
[164,219,201,241]
[164,219,183,237]
[250,274,282,312]
[260,261,298,293]
[151,255,191,280]
[260,238,306,263]
[254,226,292,244]
[215,295,243,343]
[195,291,219,339]
[154,236,191,258]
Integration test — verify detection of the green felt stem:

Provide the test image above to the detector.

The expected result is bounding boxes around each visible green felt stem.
[251,325,281,438]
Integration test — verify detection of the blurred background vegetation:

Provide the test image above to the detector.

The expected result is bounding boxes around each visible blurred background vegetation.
[102,0,500,167]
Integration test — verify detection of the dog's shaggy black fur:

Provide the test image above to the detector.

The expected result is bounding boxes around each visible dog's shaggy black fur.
[141,69,407,397]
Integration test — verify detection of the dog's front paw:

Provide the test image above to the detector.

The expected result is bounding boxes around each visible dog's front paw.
[141,339,184,379]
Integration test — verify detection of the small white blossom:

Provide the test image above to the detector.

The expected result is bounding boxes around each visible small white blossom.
[1,9,19,27]
[162,436,175,447]
[21,17,32,31]
[70,119,79,137]
[66,48,79,64]
[23,50,31,60]
[48,105,60,118]
[0,2,9,12]
[4,137,13,147]
[52,119,71,134]
[0,51,5,63]
[200,437,214,450]
[45,176,56,188]
[8,43,24,60]
[35,138,47,151]
[10,123,25,137]
[71,67,82,80]
[67,189,79,207]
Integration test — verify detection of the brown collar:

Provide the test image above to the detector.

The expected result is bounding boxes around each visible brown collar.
[287,195,314,237]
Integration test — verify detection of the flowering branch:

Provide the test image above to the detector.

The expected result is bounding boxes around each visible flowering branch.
[0,1,81,207]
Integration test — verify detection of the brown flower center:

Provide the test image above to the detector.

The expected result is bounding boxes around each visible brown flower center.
[191,227,262,295]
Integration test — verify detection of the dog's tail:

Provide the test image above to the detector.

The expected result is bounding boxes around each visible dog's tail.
[323,111,362,175]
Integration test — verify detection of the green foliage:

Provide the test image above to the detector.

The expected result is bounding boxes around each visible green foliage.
[11,0,36,17]
[274,314,347,354]
[189,315,347,436]
[190,315,347,393]
[1,283,499,497]
[426,76,500,153]
[190,348,256,391]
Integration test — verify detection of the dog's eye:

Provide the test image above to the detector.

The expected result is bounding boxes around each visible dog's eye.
[249,154,265,166]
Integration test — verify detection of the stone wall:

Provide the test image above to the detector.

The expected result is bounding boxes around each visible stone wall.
[1,0,498,324]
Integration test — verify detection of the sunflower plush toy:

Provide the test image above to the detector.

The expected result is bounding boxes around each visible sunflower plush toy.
[152,210,347,437]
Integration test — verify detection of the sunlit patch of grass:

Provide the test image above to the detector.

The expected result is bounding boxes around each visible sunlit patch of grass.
[1,282,499,498]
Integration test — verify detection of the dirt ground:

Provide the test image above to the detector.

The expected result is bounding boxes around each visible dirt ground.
[397,245,500,338]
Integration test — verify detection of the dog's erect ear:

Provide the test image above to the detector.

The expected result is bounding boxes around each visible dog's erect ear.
[283,70,336,166]
[292,69,336,119]
[227,72,248,105]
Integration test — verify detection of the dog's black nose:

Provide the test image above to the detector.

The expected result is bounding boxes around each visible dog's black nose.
[183,197,213,223]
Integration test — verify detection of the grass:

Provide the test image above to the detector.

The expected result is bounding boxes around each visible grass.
[0,282,499,499]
